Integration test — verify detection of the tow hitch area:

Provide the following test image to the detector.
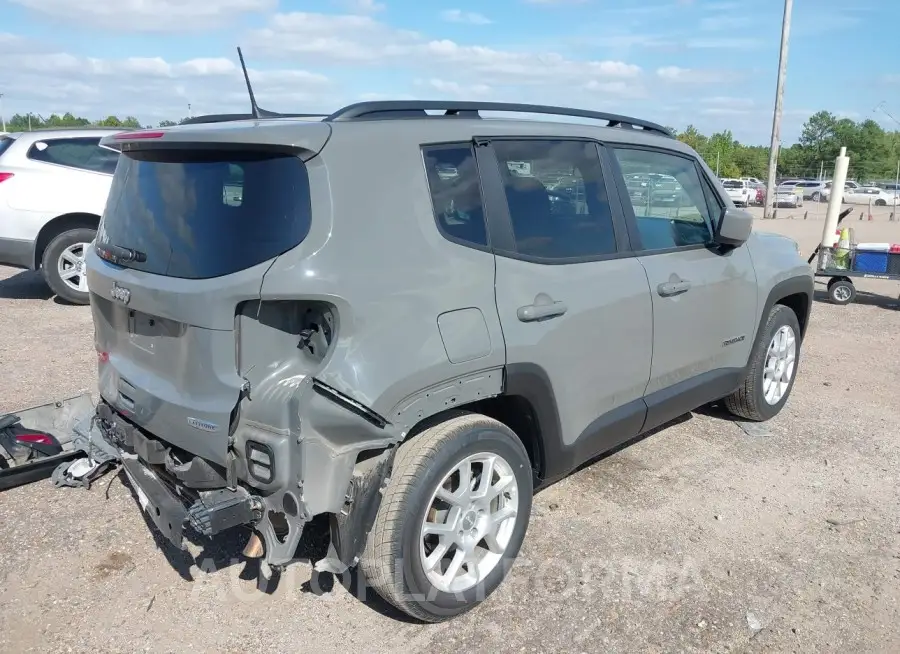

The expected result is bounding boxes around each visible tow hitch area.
[0,393,117,491]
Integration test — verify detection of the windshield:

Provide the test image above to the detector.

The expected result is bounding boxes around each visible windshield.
[0,136,16,158]
[722,180,742,189]
[96,148,312,279]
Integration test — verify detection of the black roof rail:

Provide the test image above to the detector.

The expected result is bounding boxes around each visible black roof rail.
[324,100,674,137]
[180,112,327,125]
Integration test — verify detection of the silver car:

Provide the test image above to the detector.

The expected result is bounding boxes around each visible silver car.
[0,127,123,303]
[66,99,812,622]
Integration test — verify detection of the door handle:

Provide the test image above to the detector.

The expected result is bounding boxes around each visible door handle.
[657,280,692,297]
[517,295,568,322]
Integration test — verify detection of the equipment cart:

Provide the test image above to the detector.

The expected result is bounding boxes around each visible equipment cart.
[813,244,900,305]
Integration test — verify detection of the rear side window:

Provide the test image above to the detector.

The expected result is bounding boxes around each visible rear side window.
[96,149,311,279]
[0,136,16,158]
[613,147,715,252]
[27,137,119,174]
[423,144,488,247]
[492,139,617,260]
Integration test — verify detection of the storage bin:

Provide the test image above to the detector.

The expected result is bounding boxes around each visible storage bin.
[853,251,889,273]
[887,253,900,275]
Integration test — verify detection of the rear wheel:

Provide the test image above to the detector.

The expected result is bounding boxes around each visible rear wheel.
[724,304,801,422]
[360,413,533,623]
[41,227,95,305]
[811,191,823,202]
[875,199,887,207]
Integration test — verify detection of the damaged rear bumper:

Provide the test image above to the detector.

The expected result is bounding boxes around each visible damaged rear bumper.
[69,379,401,570]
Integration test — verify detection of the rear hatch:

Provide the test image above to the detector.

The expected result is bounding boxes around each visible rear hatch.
[86,122,330,465]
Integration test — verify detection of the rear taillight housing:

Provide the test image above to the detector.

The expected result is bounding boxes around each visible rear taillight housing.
[0,172,14,183]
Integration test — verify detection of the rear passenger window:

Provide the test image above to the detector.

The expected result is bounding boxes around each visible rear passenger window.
[27,137,119,174]
[613,148,715,252]
[423,144,488,247]
[492,140,617,260]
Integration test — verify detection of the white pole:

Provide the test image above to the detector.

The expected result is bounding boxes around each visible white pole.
[894,159,899,212]
[764,0,793,219]
[822,146,850,247]
[0,93,4,132]
[716,151,720,177]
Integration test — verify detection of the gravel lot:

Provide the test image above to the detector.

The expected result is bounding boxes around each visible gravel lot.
[1,212,899,653]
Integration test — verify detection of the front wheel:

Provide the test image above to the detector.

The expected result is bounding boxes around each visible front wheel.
[875,199,887,207]
[811,192,822,202]
[724,304,802,422]
[360,413,533,623]
[41,227,96,305]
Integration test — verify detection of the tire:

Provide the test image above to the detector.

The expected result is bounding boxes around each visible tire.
[875,199,886,207]
[811,192,822,202]
[724,304,802,422]
[360,412,533,623]
[41,227,96,305]
[828,279,856,306]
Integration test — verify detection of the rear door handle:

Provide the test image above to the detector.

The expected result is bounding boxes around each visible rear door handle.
[657,280,692,297]
[517,295,568,322]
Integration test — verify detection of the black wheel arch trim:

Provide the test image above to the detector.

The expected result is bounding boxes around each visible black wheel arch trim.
[757,275,814,343]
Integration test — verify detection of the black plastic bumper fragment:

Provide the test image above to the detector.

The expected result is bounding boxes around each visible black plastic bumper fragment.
[329,447,396,569]
[187,488,261,537]
[121,457,189,550]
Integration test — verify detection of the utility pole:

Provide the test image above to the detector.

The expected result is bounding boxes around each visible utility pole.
[716,150,720,177]
[764,0,793,219]
[0,93,5,133]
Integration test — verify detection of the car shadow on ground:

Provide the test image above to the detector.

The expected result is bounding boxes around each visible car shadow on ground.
[0,269,77,305]
[116,468,418,621]
[0,270,53,301]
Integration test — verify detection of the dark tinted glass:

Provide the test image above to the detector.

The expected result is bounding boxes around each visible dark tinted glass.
[27,137,117,173]
[423,144,488,247]
[0,136,15,157]
[492,139,617,259]
[96,149,311,279]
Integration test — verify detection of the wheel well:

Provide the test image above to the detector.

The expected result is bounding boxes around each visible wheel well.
[405,395,544,479]
[33,212,100,269]
[776,292,811,338]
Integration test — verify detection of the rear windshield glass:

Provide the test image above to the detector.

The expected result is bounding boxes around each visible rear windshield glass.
[0,136,16,157]
[96,148,311,279]
[722,180,742,188]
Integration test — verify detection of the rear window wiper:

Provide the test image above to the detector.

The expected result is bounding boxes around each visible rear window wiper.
[96,243,148,263]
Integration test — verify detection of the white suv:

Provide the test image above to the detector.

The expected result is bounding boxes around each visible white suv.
[0,128,124,304]
[721,178,753,207]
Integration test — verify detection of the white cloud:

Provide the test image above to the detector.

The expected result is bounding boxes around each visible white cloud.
[8,0,276,31]
[441,9,492,25]
[415,78,492,97]
[246,12,642,88]
[656,66,735,84]
[0,36,332,124]
[337,0,386,13]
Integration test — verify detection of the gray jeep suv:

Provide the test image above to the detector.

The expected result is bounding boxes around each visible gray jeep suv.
[85,100,812,622]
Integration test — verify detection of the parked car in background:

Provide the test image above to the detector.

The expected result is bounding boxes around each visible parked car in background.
[774,186,803,208]
[0,127,123,304]
[750,181,766,206]
[792,180,829,202]
[722,178,754,207]
[840,186,898,206]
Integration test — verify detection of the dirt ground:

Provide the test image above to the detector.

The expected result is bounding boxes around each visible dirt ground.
[1,210,899,654]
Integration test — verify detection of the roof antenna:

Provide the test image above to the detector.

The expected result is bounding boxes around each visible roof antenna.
[236,46,275,119]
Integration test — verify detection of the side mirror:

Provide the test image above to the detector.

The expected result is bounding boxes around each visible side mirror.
[715,207,753,247]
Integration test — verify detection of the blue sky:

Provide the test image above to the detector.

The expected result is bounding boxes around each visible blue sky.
[1,0,898,143]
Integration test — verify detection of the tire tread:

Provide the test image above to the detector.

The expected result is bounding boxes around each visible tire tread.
[724,304,799,421]
[359,411,513,622]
